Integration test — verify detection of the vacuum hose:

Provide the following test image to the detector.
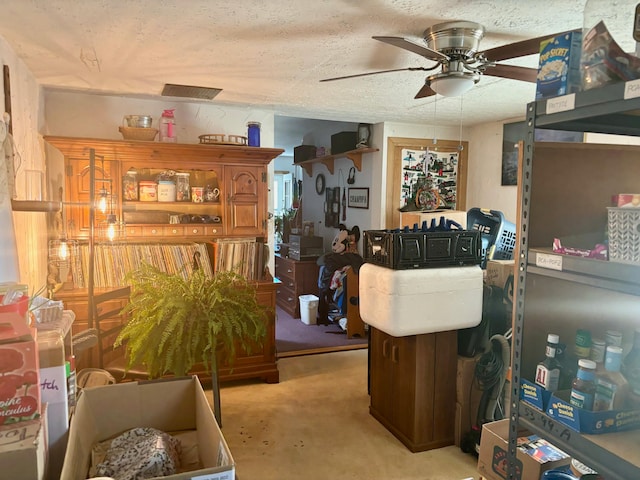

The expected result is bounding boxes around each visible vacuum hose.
[485,334,511,422]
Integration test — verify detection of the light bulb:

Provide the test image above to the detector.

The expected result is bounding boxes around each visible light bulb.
[58,241,69,260]
[98,194,108,213]
[107,223,116,241]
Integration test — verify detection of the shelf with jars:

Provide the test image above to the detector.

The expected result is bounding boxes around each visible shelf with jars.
[44,136,282,240]
[510,81,640,480]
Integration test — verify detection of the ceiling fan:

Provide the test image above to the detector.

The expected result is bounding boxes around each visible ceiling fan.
[320,21,552,98]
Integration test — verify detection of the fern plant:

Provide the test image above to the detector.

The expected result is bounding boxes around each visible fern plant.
[114,263,269,379]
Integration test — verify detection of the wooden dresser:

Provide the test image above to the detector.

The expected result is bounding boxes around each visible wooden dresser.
[274,254,320,318]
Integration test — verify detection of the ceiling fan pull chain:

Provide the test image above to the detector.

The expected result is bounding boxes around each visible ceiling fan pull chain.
[432,96,438,144]
[458,95,464,151]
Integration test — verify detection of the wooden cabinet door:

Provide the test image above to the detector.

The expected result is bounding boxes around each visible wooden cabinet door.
[216,280,279,383]
[65,156,120,239]
[369,328,395,422]
[391,334,418,440]
[226,165,266,236]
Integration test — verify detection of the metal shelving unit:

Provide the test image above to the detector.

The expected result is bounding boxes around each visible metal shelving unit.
[509,82,640,480]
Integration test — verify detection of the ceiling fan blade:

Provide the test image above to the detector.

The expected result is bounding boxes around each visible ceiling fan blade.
[373,36,448,63]
[481,33,559,61]
[320,67,432,82]
[485,64,538,83]
[414,83,437,99]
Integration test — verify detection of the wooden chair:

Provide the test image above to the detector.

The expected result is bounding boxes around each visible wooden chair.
[91,286,223,426]
[91,286,149,381]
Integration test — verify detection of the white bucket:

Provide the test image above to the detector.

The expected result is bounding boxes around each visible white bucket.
[298,294,319,325]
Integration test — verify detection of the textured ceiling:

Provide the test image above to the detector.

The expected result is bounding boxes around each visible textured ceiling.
[0,0,594,133]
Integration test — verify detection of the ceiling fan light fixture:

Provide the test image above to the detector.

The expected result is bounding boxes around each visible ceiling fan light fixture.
[428,72,480,97]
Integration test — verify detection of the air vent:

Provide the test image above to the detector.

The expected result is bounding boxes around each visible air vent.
[161,83,222,100]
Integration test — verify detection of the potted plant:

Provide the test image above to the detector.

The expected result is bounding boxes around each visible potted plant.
[274,208,297,244]
[114,262,270,425]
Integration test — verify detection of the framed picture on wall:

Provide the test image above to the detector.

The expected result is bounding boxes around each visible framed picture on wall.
[348,188,369,209]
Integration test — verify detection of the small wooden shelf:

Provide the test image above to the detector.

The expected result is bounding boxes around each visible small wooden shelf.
[296,147,379,176]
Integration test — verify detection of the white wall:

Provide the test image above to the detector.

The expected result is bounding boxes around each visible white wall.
[44,91,276,146]
[466,120,520,224]
[0,34,47,287]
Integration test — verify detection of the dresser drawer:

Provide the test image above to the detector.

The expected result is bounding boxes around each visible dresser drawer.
[276,283,298,305]
[275,255,296,277]
[276,284,299,317]
[276,272,296,290]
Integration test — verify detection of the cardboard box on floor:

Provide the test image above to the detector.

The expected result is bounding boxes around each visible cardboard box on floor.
[0,403,48,480]
[62,376,234,480]
[477,419,570,480]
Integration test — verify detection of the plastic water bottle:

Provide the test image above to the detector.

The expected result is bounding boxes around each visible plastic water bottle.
[159,109,177,143]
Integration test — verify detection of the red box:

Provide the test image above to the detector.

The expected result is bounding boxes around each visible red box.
[612,193,640,208]
[0,312,41,426]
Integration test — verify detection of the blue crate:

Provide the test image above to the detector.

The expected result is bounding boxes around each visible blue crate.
[467,208,517,268]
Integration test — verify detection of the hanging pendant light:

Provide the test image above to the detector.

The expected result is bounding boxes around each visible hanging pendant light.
[97,170,125,242]
[47,187,78,293]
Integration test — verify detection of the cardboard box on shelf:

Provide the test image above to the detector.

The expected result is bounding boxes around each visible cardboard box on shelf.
[330,131,358,155]
[477,419,570,480]
[612,193,640,208]
[62,376,235,480]
[293,144,317,163]
[0,403,48,480]
[520,378,552,412]
[547,390,640,434]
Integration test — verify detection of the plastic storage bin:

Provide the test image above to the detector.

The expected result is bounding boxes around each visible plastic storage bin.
[467,208,517,268]
[298,294,319,325]
[607,207,640,264]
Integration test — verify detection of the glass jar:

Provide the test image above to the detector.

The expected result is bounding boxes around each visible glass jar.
[122,169,138,201]
[582,0,640,90]
[247,121,261,147]
[139,180,158,202]
[175,172,190,201]
[157,179,176,202]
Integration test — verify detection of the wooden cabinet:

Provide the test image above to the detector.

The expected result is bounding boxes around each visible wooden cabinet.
[274,254,320,318]
[369,327,457,452]
[56,281,278,384]
[191,280,279,384]
[47,136,283,384]
[46,136,281,240]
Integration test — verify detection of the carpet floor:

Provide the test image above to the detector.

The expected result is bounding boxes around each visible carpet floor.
[275,304,368,357]
[216,349,478,480]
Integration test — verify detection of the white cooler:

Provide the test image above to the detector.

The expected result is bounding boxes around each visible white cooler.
[359,263,483,337]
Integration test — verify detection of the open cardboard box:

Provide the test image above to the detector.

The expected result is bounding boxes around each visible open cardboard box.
[62,376,234,480]
[477,419,570,480]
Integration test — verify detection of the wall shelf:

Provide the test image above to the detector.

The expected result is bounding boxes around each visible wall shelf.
[295,147,379,176]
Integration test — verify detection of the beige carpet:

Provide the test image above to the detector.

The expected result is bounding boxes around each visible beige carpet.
[215,349,478,480]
